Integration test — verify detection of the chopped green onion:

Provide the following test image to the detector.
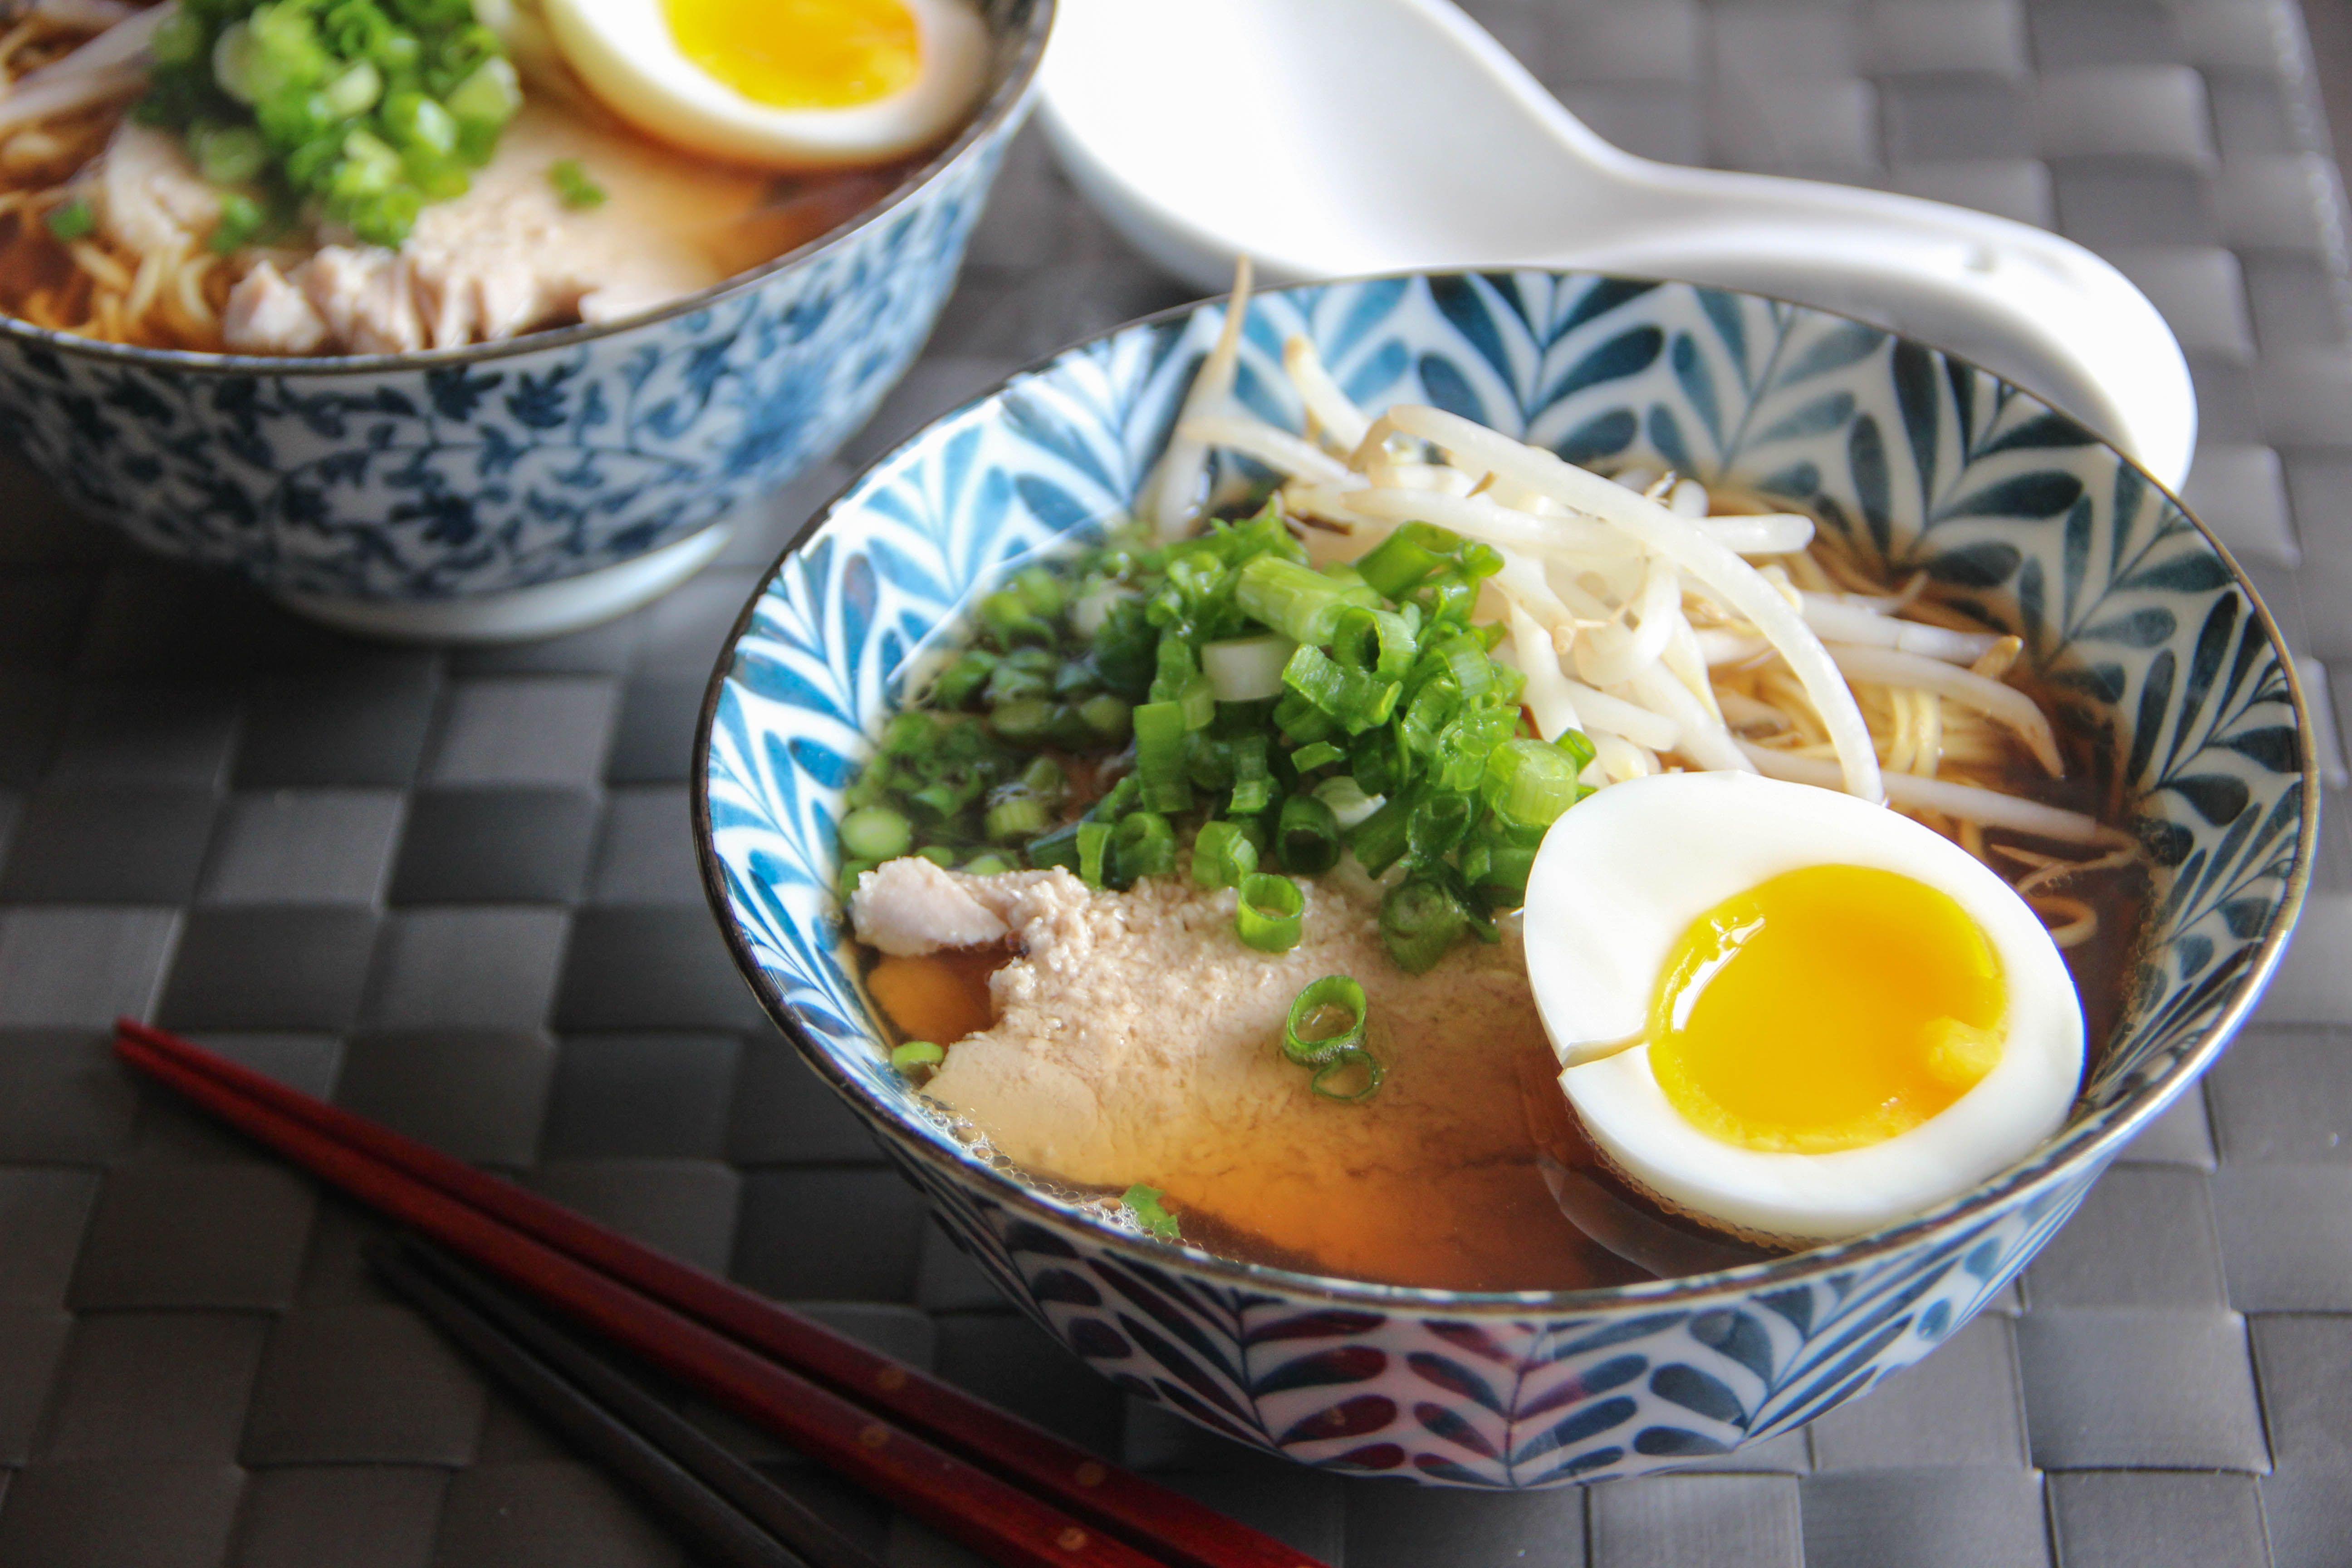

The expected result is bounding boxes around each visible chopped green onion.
[1281,644,1401,734]
[209,191,269,253]
[984,794,1050,844]
[1123,1184,1181,1241]
[1091,775,1142,824]
[1077,693,1133,742]
[1313,774,1384,831]
[837,857,877,901]
[1019,755,1066,801]
[1236,872,1305,953]
[44,199,94,241]
[1464,838,1538,902]
[915,845,958,868]
[1407,791,1473,858]
[989,697,1054,745]
[930,650,998,708]
[1234,555,1371,645]
[1111,811,1176,885]
[1131,700,1193,813]
[980,589,1053,647]
[1283,974,1367,1064]
[1276,792,1341,876]
[1229,735,1274,815]
[1027,821,1081,872]
[1330,606,1418,681]
[1271,690,1337,745]
[840,805,913,862]
[891,1040,945,1079]
[961,853,1014,876]
[1346,797,1411,878]
[549,157,607,210]
[321,59,382,118]
[1310,1049,1385,1102]
[444,54,522,128]
[1356,521,1462,598]
[1432,633,1494,702]
[1289,740,1345,773]
[1200,634,1294,702]
[1077,820,1113,887]
[1191,819,1259,889]
[1433,707,1518,792]
[1483,737,1587,830]
[1381,876,1472,974]
[193,124,269,185]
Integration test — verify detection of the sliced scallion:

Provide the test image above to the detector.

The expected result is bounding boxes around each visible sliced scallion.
[1283,974,1367,1064]
[1276,792,1342,876]
[1235,872,1305,953]
[1111,810,1176,884]
[1381,876,1471,974]
[1234,555,1371,645]
[840,805,913,862]
[1191,819,1258,889]
[1483,736,1587,830]
[1077,820,1113,887]
[1200,634,1295,702]
[1228,735,1274,815]
[1123,1183,1181,1241]
[891,1040,945,1079]
[1310,1048,1384,1102]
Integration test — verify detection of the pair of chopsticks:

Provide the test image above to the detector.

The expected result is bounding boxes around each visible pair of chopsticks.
[113,1019,1323,1568]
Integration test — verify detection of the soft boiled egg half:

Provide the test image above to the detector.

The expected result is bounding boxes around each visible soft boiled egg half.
[1524,772,2084,1243]
[543,0,990,168]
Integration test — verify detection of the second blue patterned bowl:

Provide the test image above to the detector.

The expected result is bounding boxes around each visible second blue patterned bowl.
[696,271,2317,1486]
[0,0,1049,643]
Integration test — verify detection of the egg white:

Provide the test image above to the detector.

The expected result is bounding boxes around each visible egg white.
[542,0,990,169]
[1524,771,2085,1241]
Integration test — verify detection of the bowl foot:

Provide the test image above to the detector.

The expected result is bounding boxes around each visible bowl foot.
[274,523,735,644]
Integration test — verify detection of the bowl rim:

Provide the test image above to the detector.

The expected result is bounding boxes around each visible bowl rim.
[692,266,2322,1316]
[0,0,1054,379]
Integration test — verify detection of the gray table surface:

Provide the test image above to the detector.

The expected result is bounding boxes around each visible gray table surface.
[3,1,2352,1564]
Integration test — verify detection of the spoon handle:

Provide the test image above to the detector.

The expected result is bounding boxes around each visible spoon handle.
[1543,167,2195,489]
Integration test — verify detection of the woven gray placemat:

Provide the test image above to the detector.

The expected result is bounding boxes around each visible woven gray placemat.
[2,2,2349,1563]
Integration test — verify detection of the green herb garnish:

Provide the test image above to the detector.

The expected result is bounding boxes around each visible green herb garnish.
[835,498,1594,970]
[549,157,607,210]
[1282,974,1382,1102]
[44,199,95,241]
[890,1040,944,1080]
[142,0,522,250]
[1123,1184,1181,1242]
[1235,872,1304,954]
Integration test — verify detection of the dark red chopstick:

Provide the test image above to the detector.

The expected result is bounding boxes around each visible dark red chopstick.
[117,1034,1152,1568]
[114,1020,1324,1568]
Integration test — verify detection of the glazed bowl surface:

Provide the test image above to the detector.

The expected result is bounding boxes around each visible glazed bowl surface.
[695,270,2316,1487]
[0,0,1050,642]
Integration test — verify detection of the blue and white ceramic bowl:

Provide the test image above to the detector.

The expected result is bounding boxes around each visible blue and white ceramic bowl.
[696,271,2317,1486]
[0,0,1050,643]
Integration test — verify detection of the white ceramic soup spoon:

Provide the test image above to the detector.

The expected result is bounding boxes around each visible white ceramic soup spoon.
[1036,0,2196,490]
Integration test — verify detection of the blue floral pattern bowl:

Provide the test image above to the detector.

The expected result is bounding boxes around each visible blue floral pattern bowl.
[0,0,1049,642]
[695,271,2317,1486]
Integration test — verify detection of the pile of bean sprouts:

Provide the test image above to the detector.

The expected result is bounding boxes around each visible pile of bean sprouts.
[1151,264,2136,949]
[0,0,231,347]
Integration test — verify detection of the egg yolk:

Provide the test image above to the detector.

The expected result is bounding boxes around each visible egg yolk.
[1647,865,2006,1154]
[662,0,920,109]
